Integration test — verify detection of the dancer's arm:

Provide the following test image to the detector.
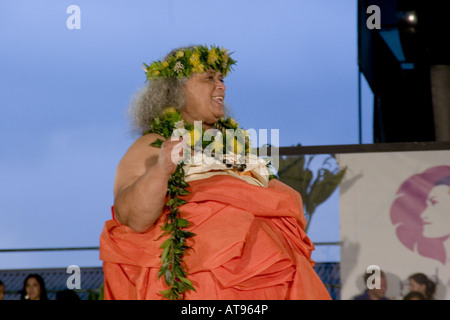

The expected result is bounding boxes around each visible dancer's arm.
[113,133,182,233]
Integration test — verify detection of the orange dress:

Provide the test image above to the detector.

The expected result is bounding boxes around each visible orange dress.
[99,175,331,300]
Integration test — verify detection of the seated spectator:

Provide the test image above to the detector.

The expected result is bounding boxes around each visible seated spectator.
[353,269,389,300]
[20,274,48,300]
[56,289,80,301]
[0,280,5,300]
[403,291,426,300]
[408,273,436,300]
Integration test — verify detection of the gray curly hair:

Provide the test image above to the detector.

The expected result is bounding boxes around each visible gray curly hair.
[128,76,188,135]
[127,45,232,136]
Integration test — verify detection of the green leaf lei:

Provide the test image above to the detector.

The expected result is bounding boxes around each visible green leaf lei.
[145,108,257,300]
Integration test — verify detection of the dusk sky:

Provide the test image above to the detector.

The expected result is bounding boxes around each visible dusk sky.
[0,0,373,269]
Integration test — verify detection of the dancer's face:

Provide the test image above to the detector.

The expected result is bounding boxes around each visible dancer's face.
[181,70,226,128]
[421,185,450,238]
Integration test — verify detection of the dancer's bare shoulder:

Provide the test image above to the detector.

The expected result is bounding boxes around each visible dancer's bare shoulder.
[114,133,164,197]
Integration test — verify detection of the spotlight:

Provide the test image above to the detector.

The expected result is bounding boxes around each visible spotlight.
[398,10,418,32]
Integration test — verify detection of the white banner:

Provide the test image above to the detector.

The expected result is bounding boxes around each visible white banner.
[337,150,450,300]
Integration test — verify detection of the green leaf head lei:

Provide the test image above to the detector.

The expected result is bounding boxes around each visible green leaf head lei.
[142,44,237,80]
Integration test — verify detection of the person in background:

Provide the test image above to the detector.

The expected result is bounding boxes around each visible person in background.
[56,289,80,301]
[403,291,426,300]
[0,280,5,300]
[353,270,389,300]
[20,274,48,300]
[408,273,436,300]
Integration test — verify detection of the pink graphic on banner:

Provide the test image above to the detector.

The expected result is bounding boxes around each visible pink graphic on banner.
[390,166,450,265]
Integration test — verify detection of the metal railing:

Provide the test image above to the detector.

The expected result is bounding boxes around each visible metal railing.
[0,247,100,253]
[5,141,449,256]
[0,241,341,254]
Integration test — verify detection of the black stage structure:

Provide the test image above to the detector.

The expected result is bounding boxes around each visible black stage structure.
[358,0,450,143]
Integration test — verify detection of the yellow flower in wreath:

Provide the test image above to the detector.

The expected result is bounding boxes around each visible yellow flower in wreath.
[192,63,205,74]
[207,48,219,65]
[189,53,201,67]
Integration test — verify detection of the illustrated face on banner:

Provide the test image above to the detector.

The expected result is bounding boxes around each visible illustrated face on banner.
[390,166,450,265]
[422,183,450,239]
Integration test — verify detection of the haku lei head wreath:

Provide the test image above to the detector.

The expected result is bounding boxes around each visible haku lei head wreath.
[141,44,237,79]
